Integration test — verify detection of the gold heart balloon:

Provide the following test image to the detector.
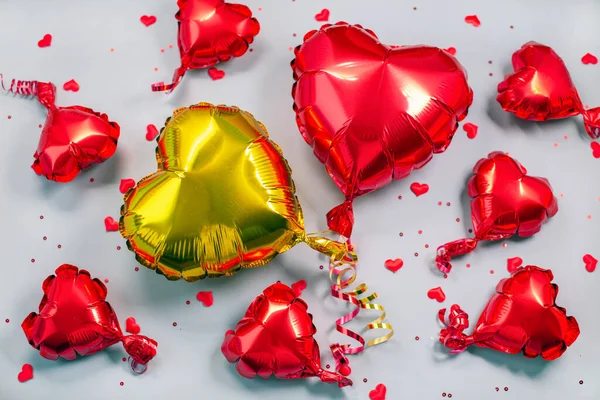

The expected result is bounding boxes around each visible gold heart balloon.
[119,103,354,281]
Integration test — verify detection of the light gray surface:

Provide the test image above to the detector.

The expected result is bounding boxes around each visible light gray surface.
[1,0,599,399]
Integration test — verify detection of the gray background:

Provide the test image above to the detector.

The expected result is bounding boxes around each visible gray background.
[1,0,599,399]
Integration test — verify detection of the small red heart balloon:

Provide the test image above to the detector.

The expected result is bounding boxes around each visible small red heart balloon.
[292,22,473,237]
[22,264,157,373]
[439,265,579,360]
[152,0,260,92]
[221,282,352,387]
[436,152,558,273]
[497,42,600,138]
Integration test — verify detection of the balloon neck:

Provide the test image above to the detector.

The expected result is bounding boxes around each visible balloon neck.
[304,234,357,266]
[152,65,188,93]
[0,75,56,109]
[583,107,600,139]
[326,199,354,238]
[121,334,158,373]
[435,238,479,273]
[438,305,474,354]
[317,369,353,388]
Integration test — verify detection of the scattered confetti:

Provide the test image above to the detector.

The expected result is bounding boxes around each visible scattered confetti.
[37,34,52,48]
[17,364,33,383]
[314,8,330,22]
[506,256,523,273]
[140,15,157,27]
[590,141,600,158]
[291,279,307,296]
[583,254,597,272]
[196,291,214,307]
[464,15,481,27]
[125,317,141,334]
[410,182,429,197]
[146,124,159,141]
[463,122,478,139]
[444,47,456,55]
[62,79,80,92]
[369,383,387,400]
[384,258,403,273]
[427,286,446,302]
[208,67,225,80]
[104,216,119,232]
[119,178,136,194]
[581,53,598,65]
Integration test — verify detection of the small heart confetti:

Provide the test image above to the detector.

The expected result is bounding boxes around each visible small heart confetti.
[125,317,141,334]
[314,8,330,22]
[104,216,119,232]
[37,34,52,48]
[444,47,456,56]
[427,286,446,302]
[583,254,597,272]
[463,122,478,139]
[410,182,429,197]
[464,15,481,27]
[507,256,523,273]
[119,179,136,194]
[208,67,225,80]
[17,364,33,383]
[384,258,403,273]
[591,142,600,158]
[145,124,159,141]
[140,15,157,27]
[581,53,598,65]
[369,383,387,400]
[291,279,307,296]
[196,291,214,307]
[62,79,79,92]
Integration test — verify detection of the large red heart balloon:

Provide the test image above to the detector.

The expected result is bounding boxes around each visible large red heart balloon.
[439,265,580,360]
[436,152,558,273]
[22,264,157,373]
[292,22,473,237]
[152,0,260,92]
[497,41,600,138]
[221,282,352,387]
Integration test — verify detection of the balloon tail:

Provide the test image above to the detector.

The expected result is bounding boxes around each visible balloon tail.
[317,368,353,387]
[0,74,56,109]
[435,238,479,273]
[121,334,158,374]
[326,199,354,238]
[438,305,474,354]
[151,65,187,93]
[582,107,600,139]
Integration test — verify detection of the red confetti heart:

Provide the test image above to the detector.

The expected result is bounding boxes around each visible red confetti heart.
[369,383,387,400]
[507,256,523,273]
[427,286,446,302]
[145,124,159,141]
[208,67,225,80]
[384,258,403,273]
[314,8,330,22]
[591,142,600,158]
[62,79,79,92]
[37,34,52,48]
[464,15,481,27]
[581,53,598,65]
[196,291,214,307]
[444,47,457,56]
[17,364,33,383]
[463,122,478,139]
[104,216,119,232]
[140,15,157,27]
[291,280,307,296]
[119,178,135,194]
[410,182,429,197]
[125,317,141,334]
[583,254,597,272]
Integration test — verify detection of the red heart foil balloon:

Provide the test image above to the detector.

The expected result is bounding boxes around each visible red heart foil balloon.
[152,0,260,93]
[497,41,600,138]
[22,265,157,373]
[1,77,119,182]
[439,265,579,360]
[221,282,352,387]
[291,22,473,237]
[436,152,558,273]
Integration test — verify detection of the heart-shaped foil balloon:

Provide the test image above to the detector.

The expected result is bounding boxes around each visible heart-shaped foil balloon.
[1,77,119,182]
[120,103,354,281]
[152,0,260,93]
[221,282,352,387]
[291,22,473,237]
[436,152,558,273]
[438,265,580,360]
[497,41,600,138]
[22,264,157,373]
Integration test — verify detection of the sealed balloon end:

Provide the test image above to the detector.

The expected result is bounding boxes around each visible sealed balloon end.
[318,369,353,387]
[326,200,354,238]
[438,305,474,354]
[583,107,600,138]
[435,238,478,273]
[122,334,158,373]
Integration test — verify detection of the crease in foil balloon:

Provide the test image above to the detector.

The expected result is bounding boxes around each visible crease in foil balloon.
[291,22,473,237]
[435,152,558,273]
[438,265,579,360]
[152,0,260,93]
[119,103,356,281]
[0,75,120,182]
[22,265,158,373]
[222,282,352,387]
[497,41,600,138]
